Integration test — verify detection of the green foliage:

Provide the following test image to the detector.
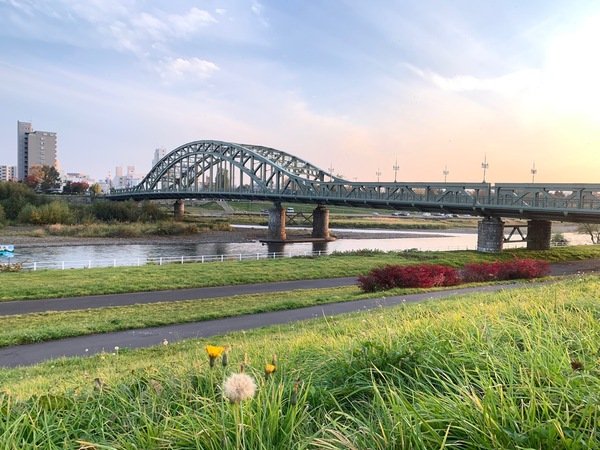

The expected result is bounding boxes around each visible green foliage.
[39,165,62,192]
[90,199,140,222]
[139,200,167,221]
[0,204,5,226]
[89,200,167,222]
[17,201,74,225]
[0,181,40,220]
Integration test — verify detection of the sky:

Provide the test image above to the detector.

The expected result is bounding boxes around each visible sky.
[1,0,599,183]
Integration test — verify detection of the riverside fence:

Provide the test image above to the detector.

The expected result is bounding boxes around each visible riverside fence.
[5,244,484,271]
[15,250,332,271]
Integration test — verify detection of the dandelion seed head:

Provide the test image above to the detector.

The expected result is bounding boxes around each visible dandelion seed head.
[223,373,256,403]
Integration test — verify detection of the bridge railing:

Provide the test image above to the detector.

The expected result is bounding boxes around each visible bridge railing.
[109,183,600,213]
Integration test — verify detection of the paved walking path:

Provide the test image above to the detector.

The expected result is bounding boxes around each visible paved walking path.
[0,277,357,316]
[0,258,598,368]
[0,283,545,368]
[1,259,598,317]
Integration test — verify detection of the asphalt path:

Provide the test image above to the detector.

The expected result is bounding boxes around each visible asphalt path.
[0,258,598,368]
[0,282,544,368]
[1,259,598,317]
[0,277,357,316]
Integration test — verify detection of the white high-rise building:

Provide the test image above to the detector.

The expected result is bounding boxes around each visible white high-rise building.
[17,121,58,180]
[153,148,167,166]
[0,165,17,182]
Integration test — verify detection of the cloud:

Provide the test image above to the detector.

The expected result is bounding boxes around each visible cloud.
[409,65,541,95]
[251,1,268,27]
[157,57,219,81]
[2,1,217,57]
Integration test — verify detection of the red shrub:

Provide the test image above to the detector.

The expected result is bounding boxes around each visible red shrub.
[358,259,549,293]
[358,264,461,292]
[462,259,549,282]
[499,259,550,279]
[462,262,502,282]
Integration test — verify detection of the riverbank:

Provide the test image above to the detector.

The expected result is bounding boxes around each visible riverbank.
[0,225,452,248]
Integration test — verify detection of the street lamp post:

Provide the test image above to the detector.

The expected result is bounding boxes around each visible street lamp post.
[443,165,449,183]
[393,158,399,183]
[376,169,382,183]
[531,162,537,183]
[481,155,489,183]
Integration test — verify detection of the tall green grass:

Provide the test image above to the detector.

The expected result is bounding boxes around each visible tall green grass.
[1,277,598,448]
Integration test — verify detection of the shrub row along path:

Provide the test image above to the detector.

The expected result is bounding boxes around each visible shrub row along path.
[0,259,598,368]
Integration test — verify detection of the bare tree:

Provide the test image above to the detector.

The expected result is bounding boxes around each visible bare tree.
[577,223,600,244]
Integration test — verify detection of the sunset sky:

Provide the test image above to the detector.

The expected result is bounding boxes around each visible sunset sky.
[1,0,599,183]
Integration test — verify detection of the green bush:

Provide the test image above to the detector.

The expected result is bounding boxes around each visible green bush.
[18,201,74,225]
[0,181,41,220]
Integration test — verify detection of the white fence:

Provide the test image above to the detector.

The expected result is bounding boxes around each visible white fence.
[18,250,329,271]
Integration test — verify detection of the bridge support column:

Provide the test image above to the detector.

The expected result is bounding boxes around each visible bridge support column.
[312,205,330,239]
[173,200,185,221]
[527,220,552,250]
[268,203,286,241]
[477,217,504,253]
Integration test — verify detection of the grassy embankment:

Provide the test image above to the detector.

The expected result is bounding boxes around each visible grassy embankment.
[0,277,598,448]
[3,246,600,302]
[1,246,599,351]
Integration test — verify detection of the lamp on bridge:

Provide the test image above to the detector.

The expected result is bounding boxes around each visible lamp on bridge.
[531,161,537,183]
[481,154,489,183]
[376,168,382,183]
[443,165,449,183]
[393,158,399,183]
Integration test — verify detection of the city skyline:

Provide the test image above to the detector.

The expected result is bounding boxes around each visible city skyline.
[1,1,600,183]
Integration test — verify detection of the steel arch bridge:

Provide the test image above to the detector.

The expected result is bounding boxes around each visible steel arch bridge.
[107,140,600,223]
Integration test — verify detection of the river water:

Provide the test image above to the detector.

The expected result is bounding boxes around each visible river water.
[3,226,591,270]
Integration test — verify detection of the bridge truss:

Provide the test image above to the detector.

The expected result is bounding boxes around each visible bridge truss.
[108,140,600,223]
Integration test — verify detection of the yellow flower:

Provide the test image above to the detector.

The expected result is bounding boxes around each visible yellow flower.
[206,345,225,358]
[206,345,225,368]
[264,363,277,377]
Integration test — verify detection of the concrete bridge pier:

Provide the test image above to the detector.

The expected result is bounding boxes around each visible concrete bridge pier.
[477,217,504,253]
[527,220,552,250]
[268,203,286,241]
[173,200,185,221]
[312,205,330,239]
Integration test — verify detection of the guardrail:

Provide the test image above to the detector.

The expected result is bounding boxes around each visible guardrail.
[18,250,329,271]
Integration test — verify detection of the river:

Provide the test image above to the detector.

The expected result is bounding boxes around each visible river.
[2,226,591,270]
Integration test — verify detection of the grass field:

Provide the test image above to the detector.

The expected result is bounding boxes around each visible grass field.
[0,285,367,347]
[0,276,598,448]
[3,245,600,302]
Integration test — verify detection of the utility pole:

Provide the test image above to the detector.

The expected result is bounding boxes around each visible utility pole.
[443,165,449,183]
[481,154,489,183]
[531,161,537,183]
[393,158,399,183]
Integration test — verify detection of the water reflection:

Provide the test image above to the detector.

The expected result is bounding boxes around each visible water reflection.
[7,230,591,270]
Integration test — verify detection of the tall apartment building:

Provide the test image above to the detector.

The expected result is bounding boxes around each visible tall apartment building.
[17,121,58,180]
[152,147,167,166]
[0,165,17,182]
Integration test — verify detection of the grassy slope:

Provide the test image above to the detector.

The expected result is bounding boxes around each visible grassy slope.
[0,286,364,347]
[3,245,600,301]
[0,276,598,448]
